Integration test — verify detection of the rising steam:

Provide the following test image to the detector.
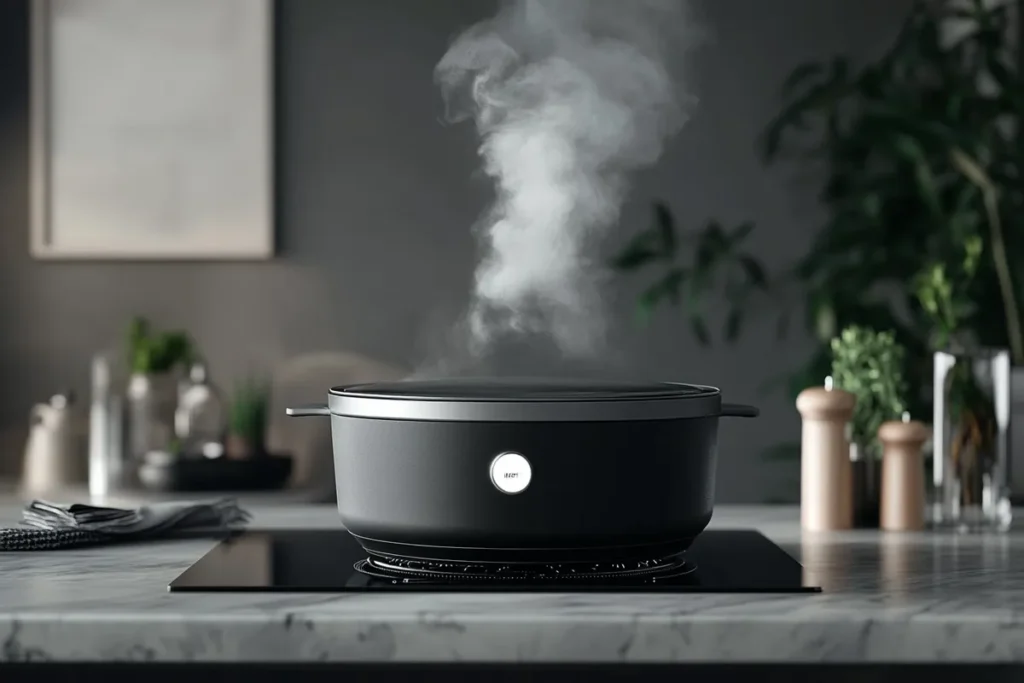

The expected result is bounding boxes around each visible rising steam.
[435,0,696,362]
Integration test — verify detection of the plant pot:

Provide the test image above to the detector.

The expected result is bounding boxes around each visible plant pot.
[225,433,262,460]
[932,349,1013,531]
[849,442,880,528]
[126,372,178,461]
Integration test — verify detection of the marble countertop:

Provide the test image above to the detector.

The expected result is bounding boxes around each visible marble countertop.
[0,501,1022,664]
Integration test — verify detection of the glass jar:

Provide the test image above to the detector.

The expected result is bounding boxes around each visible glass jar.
[126,372,179,461]
[932,348,1012,531]
[175,362,227,458]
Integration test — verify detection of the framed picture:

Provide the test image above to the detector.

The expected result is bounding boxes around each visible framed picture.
[30,0,274,260]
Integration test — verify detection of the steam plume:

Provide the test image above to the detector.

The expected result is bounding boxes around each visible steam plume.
[436,0,696,362]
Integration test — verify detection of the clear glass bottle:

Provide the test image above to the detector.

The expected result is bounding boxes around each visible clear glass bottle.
[932,348,1013,531]
[174,361,227,458]
[88,354,125,498]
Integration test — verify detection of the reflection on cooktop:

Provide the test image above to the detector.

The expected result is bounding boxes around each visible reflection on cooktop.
[169,529,821,594]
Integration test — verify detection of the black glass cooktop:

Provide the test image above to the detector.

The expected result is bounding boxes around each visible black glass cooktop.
[168,529,821,593]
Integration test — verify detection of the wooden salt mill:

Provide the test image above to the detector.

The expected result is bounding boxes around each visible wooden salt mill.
[796,377,855,531]
[878,413,930,531]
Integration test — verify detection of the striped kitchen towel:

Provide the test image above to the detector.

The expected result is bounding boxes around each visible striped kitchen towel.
[0,498,250,550]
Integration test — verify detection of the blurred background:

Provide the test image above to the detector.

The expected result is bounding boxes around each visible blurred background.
[2,0,1019,508]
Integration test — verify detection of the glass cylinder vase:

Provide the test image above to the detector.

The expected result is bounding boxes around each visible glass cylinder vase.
[932,348,1012,531]
[126,372,179,461]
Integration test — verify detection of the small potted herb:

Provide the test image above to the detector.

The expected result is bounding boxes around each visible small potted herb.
[830,325,909,527]
[125,316,194,459]
[830,326,909,456]
[226,376,270,460]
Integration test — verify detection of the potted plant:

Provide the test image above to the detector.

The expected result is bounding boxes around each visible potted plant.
[915,245,1010,528]
[830,326,910,457]
[613,1,1024,499]
[829,326,909,526]
[125,317,193,460]
[226,376,270,460]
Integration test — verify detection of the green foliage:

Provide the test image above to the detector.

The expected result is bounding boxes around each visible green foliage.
[613,0,1024,426]
[229,376,270,443]
[611,201,767,345]
[762,0,1024,381]
[913,232,983,350]
[127,317,193,375]
[830,326,909,452]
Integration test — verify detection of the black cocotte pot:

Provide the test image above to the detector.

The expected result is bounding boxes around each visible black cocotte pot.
[287,377,758,564]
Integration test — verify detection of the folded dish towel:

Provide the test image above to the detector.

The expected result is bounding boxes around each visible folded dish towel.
[0,498,251,551]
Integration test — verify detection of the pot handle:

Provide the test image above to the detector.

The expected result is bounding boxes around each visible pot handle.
[286,404,330,417]
[721,403,759,418]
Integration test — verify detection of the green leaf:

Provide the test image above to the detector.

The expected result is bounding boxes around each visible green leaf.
[612,201,682,271]
[782,62,825,96]
[739,255,768,288]
[634,302,655,326]
[636,268,686,321]
[860,193,882,221]
[761,57,853,162]
[730,221,755,245]
[828,55,849,83]
[912,169,943,222]
[725,309,743,342]
[694,221,728,275]
[653,202,676,256]
[812,298,837,341]
[229,375,270,442]
[612,244,658,270]
[690,315,711,346]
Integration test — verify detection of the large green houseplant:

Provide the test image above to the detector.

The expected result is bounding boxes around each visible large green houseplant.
[615,0,1024,425]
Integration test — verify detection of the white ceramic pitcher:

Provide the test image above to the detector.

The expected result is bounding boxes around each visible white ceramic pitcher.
[21,393,82,497]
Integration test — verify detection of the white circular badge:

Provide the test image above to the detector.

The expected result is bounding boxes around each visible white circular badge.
[489,452,532,495]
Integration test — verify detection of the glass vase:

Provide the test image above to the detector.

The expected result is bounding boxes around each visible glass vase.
[932,348,1012,531]
[126,372,179,461]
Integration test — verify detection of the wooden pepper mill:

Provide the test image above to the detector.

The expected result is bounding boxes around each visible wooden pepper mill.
[878,413,930,531]
[796,377,856,531]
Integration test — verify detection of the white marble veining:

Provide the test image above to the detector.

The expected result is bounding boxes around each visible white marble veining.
[0,501,1022,663]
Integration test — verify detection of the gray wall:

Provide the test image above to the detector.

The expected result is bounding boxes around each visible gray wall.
[0,0,911,501]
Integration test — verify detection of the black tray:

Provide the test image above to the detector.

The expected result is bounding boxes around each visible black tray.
[139,453,293,492]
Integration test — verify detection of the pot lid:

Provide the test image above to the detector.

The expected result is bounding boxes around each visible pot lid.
[332,377,717,402]
[327,377,723,422]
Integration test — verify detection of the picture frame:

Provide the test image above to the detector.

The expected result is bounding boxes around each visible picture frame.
[30,0,275,260]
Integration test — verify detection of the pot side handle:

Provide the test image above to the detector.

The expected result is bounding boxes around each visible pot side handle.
[286,404,330,417]
[721,403,759,418]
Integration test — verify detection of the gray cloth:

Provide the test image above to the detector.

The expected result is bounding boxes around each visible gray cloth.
[0,498,250,550]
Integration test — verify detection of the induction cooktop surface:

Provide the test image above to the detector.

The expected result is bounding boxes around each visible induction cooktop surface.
[168,529,821,593]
